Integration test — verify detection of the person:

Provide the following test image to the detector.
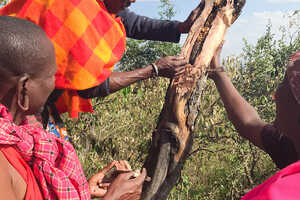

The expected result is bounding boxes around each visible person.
[0,15,146,200]
[209,43,300,199]
[0,0,193,133]
[209,44,300,170]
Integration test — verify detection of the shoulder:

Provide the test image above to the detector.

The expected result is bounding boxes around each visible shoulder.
[261,124,298,169]
[117,8,133,18]
[0,149,10,178]
[0,149,17,199]
[261,124,291,146]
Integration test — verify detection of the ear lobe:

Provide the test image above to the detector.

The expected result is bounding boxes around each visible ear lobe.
[17,75,30,112]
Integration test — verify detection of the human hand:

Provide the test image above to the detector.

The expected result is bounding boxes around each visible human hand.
[178,1,204,33]
[211,41,224,69]
[88,160,133,198]
[208,41,225,79]
[115,160,132,172]
[103,168,147,200]
[155,56,188,78]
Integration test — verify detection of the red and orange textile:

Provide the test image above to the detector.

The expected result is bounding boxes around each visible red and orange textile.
[0,104,90,199]
[0,0,126,118]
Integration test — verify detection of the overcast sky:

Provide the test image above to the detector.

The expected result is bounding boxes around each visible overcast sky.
[130,0,300,58]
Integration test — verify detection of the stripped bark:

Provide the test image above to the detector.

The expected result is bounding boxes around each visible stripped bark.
[141,0,246,200]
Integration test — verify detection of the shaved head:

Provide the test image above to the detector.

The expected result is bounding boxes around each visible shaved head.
[0,16,57,120]
[0,16,55,78]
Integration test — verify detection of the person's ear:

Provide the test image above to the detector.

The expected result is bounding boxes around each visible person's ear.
[16,74,30,112]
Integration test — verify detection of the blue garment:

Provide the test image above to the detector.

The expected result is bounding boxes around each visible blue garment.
[47,119,69,140]
[118,8,181,43]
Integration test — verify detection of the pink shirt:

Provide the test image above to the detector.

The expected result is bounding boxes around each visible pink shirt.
[241,160,300,200]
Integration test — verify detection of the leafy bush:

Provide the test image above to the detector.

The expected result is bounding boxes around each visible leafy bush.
[66,11,300,200]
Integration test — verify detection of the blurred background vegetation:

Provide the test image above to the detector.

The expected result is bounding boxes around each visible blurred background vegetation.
[0,0,8,6]
[1,0,300,199]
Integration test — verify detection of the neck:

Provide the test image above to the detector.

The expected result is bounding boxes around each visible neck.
[0,94,24,125]
[11,108,24,125]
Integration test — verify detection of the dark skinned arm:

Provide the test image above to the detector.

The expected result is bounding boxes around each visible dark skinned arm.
[109,56,188,93]
[210,44,267,150]
[117,3,202,42]
[109,65,153,93]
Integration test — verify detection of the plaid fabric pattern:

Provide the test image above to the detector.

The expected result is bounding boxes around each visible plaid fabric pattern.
[0,0,126,118]
[0,104,90,200]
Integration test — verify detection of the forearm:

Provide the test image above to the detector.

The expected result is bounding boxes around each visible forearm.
[212,71,264,137]
[109,65,153,93]
[102,193,117,200]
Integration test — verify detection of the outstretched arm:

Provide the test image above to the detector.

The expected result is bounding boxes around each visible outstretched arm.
[210,44,267,150]
[109,56,188,93]
[118,3,202,43]
[77,56,188,98]
[118,8,181,42]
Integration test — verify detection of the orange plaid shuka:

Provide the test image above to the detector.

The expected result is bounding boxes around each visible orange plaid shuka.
[0,0,126,118]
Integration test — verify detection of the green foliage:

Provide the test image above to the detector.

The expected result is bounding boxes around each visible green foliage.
[64,78,169,175]
[158,0,176,20]
[0,0,8,6]
[65,11,300,200]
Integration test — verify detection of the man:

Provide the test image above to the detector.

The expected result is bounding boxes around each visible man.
[209,42,300,199]
[0,15,146,200]
[0,0,200,131]
[210,44,300,170]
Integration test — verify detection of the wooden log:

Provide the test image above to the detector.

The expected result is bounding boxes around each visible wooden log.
[141,0,246,200]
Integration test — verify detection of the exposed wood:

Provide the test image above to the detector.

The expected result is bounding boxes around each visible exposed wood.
[141,0,246,200]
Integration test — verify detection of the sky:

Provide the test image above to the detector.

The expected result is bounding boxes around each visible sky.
[129,0,300,58]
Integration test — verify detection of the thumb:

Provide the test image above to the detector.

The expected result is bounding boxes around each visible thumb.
[89,161,117,183]
[134,168,147,184]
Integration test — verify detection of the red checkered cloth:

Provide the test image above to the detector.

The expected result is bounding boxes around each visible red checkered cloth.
[0,0,126,118]
[0,104,90,200]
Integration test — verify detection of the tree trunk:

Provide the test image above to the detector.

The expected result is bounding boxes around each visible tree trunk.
[141,0,246,200]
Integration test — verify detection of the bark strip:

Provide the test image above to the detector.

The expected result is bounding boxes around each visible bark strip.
[141,1,246,200]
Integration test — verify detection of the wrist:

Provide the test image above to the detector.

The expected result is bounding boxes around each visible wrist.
[103,192,117,200]
[208,66,226,81]
[151,62,159,78]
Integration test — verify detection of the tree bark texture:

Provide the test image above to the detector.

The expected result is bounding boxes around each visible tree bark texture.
[141,1,246,200]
